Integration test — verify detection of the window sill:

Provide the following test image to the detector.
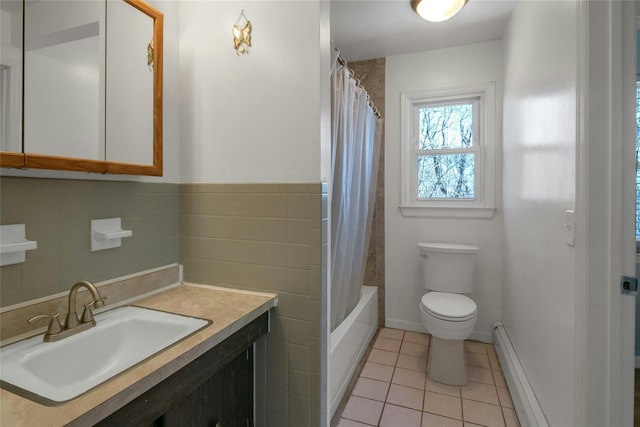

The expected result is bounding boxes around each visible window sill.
[399,205,496,219]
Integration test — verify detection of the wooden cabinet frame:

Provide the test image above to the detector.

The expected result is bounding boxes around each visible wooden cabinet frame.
[0,0,163,177]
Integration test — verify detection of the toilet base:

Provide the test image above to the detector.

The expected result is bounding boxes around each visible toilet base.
[427,336,468,386]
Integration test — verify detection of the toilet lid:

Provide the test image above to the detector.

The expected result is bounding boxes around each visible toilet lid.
[420,292,477,321]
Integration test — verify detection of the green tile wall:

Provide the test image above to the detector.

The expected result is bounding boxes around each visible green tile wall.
[0,178,327,426]
[180,183,326,427]
[0,177,180,307]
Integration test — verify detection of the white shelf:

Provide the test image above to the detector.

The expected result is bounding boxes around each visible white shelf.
[0,224,38,266]
[0,240,38,254]
[91,218,133,251]
[93,229,133,241]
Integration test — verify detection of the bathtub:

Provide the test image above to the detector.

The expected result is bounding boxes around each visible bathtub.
[329,285,378,418]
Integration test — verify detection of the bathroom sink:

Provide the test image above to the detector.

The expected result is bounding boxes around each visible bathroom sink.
[0,306,211,404]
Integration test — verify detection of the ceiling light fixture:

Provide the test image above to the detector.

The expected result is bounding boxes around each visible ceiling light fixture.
[411,0,468,22]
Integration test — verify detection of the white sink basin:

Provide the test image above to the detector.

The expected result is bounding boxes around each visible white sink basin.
[0,306,210,404]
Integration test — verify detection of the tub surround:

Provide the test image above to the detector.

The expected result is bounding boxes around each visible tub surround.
[0,282,277,426]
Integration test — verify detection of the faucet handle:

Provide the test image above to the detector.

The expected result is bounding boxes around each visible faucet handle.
[80,299,100,323]
[80,297,106,323]
[28,312,63,336]
[81,302,94,323]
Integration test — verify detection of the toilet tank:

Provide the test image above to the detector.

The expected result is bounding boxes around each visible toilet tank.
[418,242,479,293]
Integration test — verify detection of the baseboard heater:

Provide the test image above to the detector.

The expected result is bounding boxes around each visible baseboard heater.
[493,322,549,427]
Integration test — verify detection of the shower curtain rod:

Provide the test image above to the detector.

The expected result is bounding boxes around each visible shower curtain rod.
[336,54,382,120]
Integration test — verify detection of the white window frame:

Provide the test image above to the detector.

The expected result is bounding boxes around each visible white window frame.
[400,82,497,218]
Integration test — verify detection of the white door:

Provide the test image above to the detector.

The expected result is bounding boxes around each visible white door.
[616,1,637,424]
[620,1,638,423]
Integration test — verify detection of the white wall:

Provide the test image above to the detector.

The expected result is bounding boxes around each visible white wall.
[501,2,577,426]
[384,41,503,342]
[179,1,328,184]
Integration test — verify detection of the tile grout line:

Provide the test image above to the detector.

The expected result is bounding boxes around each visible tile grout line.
[382,335,401,426]
[379,330,400,426]
[420,338,427,427]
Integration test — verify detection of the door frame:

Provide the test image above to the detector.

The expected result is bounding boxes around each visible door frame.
[578,0,637,425]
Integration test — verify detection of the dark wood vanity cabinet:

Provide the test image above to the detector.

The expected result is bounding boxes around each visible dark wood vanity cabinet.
[95,312,268,427]
[158,346,253,427]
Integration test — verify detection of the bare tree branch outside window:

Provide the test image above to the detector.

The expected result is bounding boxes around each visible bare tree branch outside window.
[417,103,475,199]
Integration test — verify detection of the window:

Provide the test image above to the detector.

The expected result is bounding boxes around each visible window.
[416,99,478,200]
[400,83,496,218]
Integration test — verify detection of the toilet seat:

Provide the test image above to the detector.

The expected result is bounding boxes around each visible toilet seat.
[420,292,477,322]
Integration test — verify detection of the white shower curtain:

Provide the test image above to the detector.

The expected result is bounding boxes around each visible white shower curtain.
[330,50,383,332]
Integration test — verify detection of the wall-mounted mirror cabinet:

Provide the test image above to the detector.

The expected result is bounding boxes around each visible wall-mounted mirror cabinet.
[0,0,163,176]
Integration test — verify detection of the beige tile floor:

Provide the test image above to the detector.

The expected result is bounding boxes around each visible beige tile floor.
[333,328,520,427]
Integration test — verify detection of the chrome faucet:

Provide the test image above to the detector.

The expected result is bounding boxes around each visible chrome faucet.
[29,281,106,342]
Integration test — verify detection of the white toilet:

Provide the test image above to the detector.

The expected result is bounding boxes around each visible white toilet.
[418,242,479,386]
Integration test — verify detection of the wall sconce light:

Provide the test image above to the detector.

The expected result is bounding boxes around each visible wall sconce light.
[411,0,468,22]
[147,40,154,68]
[232,10,252,55]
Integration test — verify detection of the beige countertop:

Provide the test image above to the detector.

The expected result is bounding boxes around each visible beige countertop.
[0,283,277,427]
